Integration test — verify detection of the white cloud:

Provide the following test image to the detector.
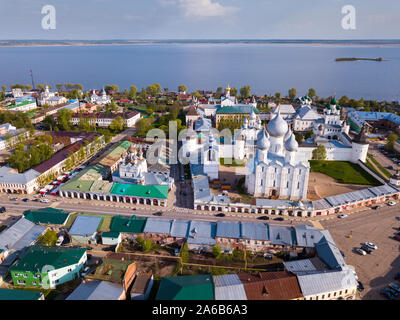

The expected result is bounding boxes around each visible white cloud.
[178,0,239,19]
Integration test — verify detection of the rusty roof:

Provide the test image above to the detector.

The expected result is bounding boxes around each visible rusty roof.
[237,271,303,300]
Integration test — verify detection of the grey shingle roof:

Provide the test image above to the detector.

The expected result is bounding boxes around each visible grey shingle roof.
[143,218,173,234]
[69,216,102,237]
[213,274,247,300]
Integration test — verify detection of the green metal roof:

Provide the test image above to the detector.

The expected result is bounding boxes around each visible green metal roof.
[102,231,120,238]
[23,208,70,225]
[156,275,214,300]
[10,246,86,273]
[0,288,43,300]
[90,180,114,194]
[60,164,108,192]
[216,105,259,115]
[8,100,36,109]
[110,183,168,199]
[109,215,147,234]
[99,141,131,168]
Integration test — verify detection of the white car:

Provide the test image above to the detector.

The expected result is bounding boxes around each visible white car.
[40,198,50,203]
[355,248,367,256]
[388,201,397,206]
[338,214,348,219]
[365,242,378,250]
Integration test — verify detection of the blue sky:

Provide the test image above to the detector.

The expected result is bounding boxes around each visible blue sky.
[0,0,399,39]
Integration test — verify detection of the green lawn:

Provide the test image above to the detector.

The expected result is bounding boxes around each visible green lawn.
[367,154,392,179]
[310,160,381,186]
[220,158,245,167]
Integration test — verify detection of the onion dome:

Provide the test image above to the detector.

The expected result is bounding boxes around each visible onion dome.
[243,117,248,124]
[330,97,338,105]
[267,110,288,137]
[256,127,270,150]
[285,133,299,152]
[284,128,292,141]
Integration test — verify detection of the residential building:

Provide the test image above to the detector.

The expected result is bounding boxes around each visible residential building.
[68,215,102,245]
[70,111,140,128]
[130,273,153,300]
[0,217,46,266]
[0,288,44,300]
[237,271,303,300]
[156,275,214,300]
[66,280,125,300]
[213,274,247,300]
[8,96,37,112]
[10,246,87,289]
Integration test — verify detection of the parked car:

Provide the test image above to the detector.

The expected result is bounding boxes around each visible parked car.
[22,198,29,202]
[372,205,381,210]
[257,216,270,220]
[181,176,185,181]
[0,207,6,213]
[215,213,225,217]
[381,288,396,300]
[273,217,284,221]
[264,253,273,260]
[40,199,50,203]
[10,197,18,201]
[338,214,348,219]
[361,245,372,254]
[32,198,39,202]
[153,211,163,216]
[394,235,400,242]
[389,282,400,293]
[357,281,365,292]
[365,242,378,250]
[388,201,397,206]
[355,248,367,256]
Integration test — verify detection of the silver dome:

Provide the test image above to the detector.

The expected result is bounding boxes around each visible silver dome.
[256,127,270,150]
[243,117,248,123]
[284,128,292,141]
[285,133,299,152]
[267,110,288,137]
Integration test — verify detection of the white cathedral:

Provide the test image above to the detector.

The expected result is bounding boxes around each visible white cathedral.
[244,111,310,200]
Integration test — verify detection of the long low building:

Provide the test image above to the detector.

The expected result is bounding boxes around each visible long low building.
[70,111,140,128]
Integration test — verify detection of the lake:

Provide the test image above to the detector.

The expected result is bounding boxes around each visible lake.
[0,43,399,101]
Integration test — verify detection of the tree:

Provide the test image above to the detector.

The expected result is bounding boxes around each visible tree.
[57,109,73,131]
[216,87,223,94]
[274,92,281,103]
[178,85,187,93]
[304,130,314,140]
[386,133,399,151]
[230,86,238,96]
[240,86,251,99]
[37,229,58,246]
[37,84,45,92]
[1,85,6,92]
[147,83,162,96]
[312,144,327,160]
[308,88,316,98]
[129,85,138,99]
[212,245,222,259]
[288,88,297,100]
[294,132,303,144]
[180,243,189,263]
[110,116,124,132]
[24,85,32,92]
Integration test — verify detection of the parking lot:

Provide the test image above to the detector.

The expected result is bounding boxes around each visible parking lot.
[322,203,400,300]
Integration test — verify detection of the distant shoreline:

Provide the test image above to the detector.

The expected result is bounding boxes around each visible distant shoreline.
[2,39,400,48]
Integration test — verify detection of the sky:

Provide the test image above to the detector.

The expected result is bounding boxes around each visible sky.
[0,0,399,40]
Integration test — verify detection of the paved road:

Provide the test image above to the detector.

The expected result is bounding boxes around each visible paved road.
[321,203,400,300]
[369,141,399,174]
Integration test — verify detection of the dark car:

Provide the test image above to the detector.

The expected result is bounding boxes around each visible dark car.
[273,217,284,221]
[361,245,372,254]
[32,198,39,202]
[153,211,163,216]
[215,213,225,217]
[394,272,400,281]
[22,198,29,202]
[257,216,270,220]
[0,207,5,213]
[357,281,365,292]
[393,235,400,241]
[372,205,381,210]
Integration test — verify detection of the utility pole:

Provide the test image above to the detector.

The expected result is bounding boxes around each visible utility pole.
[30,69,35,89]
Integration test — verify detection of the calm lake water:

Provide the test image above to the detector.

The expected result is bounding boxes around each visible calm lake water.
[0,43,399,101]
